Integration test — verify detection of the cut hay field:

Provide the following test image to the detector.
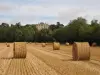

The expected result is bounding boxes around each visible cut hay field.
[0,43,100,75]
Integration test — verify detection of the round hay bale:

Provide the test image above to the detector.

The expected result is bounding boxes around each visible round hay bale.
[7,44,10,47]
[92,42,97,47]
[45,43,48,45]
[6,43,10,47]
[72,42,90,60]
[53,42,60,50]
[13,42,27,58]
[66,42,69,46]
[42,43,46,47]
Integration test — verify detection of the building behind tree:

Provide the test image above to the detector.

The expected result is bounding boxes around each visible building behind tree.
[36,22,49,31]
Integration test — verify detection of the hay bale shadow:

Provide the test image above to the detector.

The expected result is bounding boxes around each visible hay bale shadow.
[61,59,73,61]
[61,58,90,62]
[0,57,13,59]
[12,57,26,59]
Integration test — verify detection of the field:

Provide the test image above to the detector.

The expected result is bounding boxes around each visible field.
[0,43,100,75]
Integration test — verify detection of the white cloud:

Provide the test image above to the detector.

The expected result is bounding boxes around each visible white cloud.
[0,0,100,25]
[57,8,86,24]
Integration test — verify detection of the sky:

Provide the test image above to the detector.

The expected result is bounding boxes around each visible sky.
[0,0,100,25]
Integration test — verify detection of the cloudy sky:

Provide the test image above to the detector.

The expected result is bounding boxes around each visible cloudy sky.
[0,0,100,25]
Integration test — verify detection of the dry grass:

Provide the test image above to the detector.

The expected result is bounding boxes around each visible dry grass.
[35,42,40,45]
[46,43,53,45]
[0,43,99,75]
[72,42,90,60]
[7,44,100,75]
[13,42,27,58]
[28,44,100,75]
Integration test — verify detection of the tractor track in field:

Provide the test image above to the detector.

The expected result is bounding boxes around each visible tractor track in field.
[41,45,100,65]
[34,45,100,63]
[35,45,71,55]
[31,45,72,60]
[2,44,59,75]
[0,43,99,75]
[5,52,59,75]
[27,52,59,75]
[0,46,13,75]
[28,45,100,75]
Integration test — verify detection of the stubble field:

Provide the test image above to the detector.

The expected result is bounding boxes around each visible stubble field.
[0,43,100,75]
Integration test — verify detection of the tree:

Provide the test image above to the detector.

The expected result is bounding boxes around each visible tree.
[91,20,99,26]
[0,23,9,27]
[56,22,64,28]
[15,22,21,28]
[49,24,56,31]
[67,17,88,41]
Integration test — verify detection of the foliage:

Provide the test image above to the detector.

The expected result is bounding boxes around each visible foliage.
[0,18,100,45]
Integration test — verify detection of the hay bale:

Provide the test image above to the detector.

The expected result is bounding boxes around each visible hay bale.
[53,42,60,50]
[66,42,69,46]
[42,43,46,47]
[72,42,90,60]
[6,43,10,47]
[92,42,97,47]
[7,44,10,47]
[45,43,48,45]
[13,42,27,58]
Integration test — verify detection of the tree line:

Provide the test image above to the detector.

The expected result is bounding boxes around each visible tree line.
[0,17,100,45]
